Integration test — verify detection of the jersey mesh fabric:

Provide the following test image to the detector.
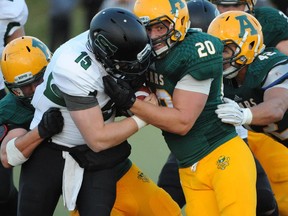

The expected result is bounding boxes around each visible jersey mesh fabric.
[0,93,34,125]
[255,7,288,47]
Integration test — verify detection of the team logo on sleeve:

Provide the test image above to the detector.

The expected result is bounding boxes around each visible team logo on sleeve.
[216,155,230,170]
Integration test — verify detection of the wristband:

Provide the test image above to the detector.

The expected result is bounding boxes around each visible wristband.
[131,115,147,129]
[6,137,28,166]
[242,108,253,125]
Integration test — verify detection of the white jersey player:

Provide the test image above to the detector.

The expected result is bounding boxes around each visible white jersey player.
[13,8,181,216]
[30,30,115,147]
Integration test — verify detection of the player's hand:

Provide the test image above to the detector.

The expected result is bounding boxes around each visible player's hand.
[103,76,136,110]
[38,108,64,139]
[144,93,159,106]
[215,97,253,126]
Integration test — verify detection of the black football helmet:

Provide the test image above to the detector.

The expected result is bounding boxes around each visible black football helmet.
[87,7,152,80]
[187,0,219,33]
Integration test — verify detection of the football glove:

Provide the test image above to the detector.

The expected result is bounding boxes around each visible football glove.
[215,97,253,126]
[38,107,64,139]
[103,76,136,110]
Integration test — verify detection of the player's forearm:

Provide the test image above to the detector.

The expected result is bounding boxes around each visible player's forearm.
[131,100,194,135]
[1,128,42,167]
[14,128,43,158]
[85,117,139,152]
[250,104,285,125]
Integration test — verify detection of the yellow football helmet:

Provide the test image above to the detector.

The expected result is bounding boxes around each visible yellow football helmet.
[134,0,190,57]
[209,0,256,13]
[1,36,51,99]
[207,11,265,78]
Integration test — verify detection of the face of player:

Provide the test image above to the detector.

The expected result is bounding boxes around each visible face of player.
[216,4,246,13]
[146,20,171,52]
[222,43,238,70]
[11,77,43,99]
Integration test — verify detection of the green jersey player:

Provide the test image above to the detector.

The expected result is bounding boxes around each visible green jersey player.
[209,1,288,214]
[208,10,288,216]
[103,0,257,215]
[156,1,278,215]
[0,36,63,216]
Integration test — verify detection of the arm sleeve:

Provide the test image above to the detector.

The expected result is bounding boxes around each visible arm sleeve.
[175,74,212,95]
[262,62,288,90]
[54,85,99,111]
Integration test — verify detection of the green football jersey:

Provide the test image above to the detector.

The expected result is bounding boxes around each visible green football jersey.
[255,7,288,47]
[224,47,288,146]
[147,30,237,168]
[0,92,34,127]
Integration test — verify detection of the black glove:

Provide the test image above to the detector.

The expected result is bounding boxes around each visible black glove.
[128,74,146,91]
[38,108,64,139]
[103,76,136,110]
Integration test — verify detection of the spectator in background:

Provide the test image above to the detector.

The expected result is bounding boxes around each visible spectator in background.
[48,0,105,51]
[0,0,28,215]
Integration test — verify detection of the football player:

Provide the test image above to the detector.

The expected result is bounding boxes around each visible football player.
[208,1,288,214]
[157,2,278,215]
[157,0,219,209]
[15,7,181,216]
[103,0,257,215]
[208,10,288,216]
[0,36,63,216]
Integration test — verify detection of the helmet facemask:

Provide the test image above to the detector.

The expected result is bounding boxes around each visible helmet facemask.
[140,15,181,59]
[5,68,45,102]
[134,0,190,59]
[207,11,265,79]
[222,40,247,79]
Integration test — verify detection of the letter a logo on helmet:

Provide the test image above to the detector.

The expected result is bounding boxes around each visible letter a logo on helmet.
[169,0,186,14]
[236,15,257,37]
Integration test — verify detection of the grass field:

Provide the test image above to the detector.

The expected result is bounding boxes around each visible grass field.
[15,1,174,215]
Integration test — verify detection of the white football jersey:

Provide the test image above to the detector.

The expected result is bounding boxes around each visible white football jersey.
[0,0,28,89]
[31,31,115,146]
